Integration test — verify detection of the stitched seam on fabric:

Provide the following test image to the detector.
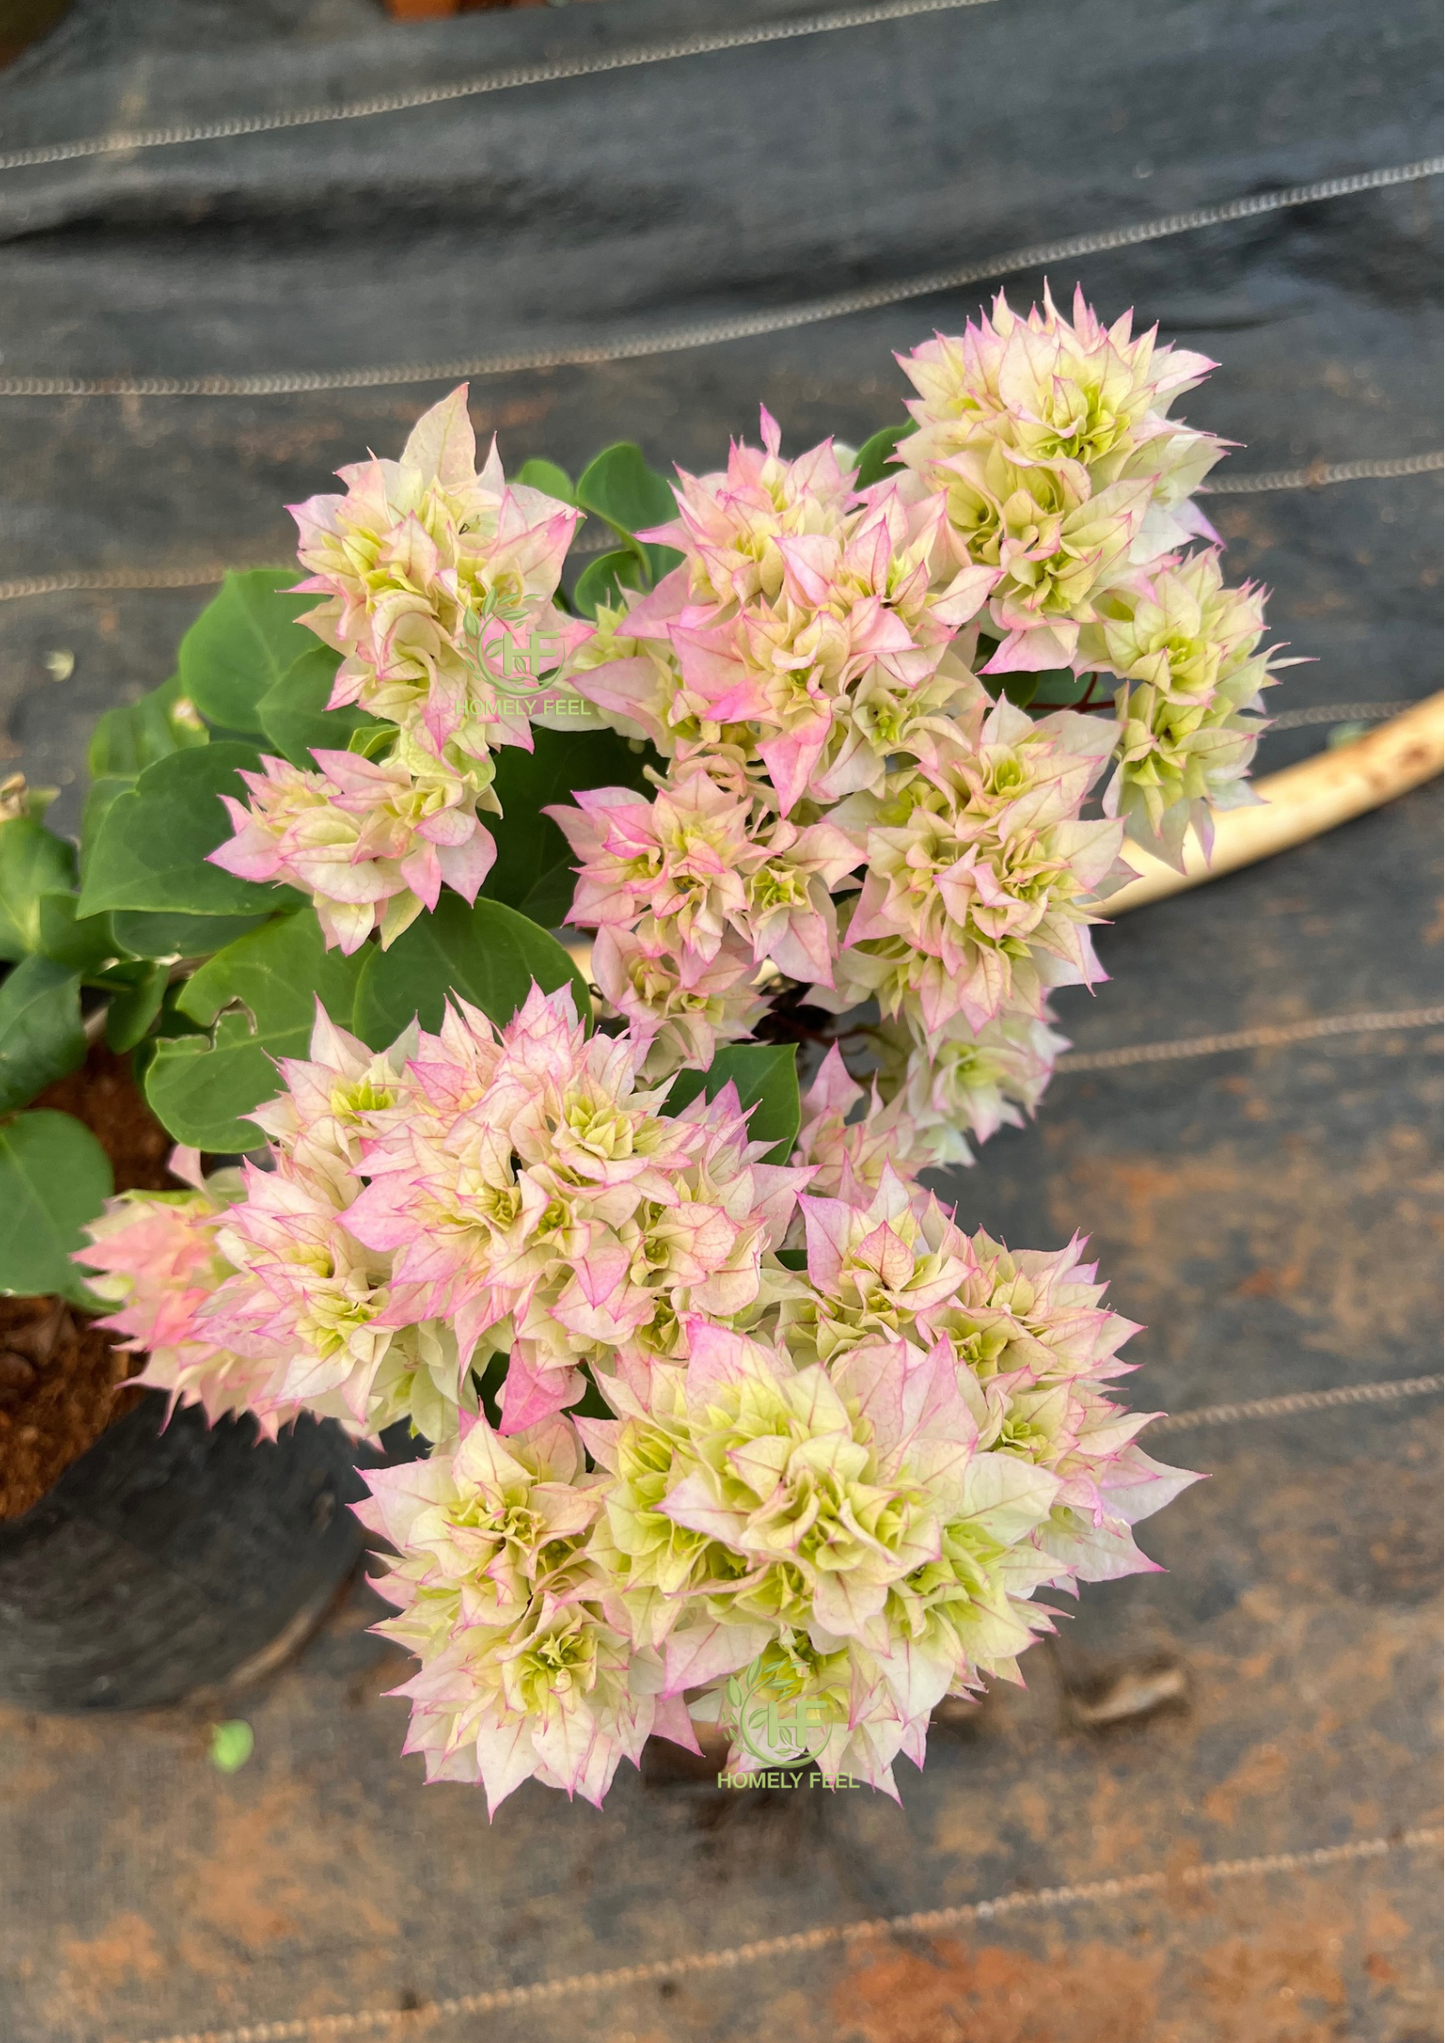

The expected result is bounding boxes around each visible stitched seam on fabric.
[0,158,1438,397]
[1150,1375,1444,1433]
[0,0,1009,174]
[120,1827,1444,2043]
[1055,1005,1444,1072]
[1201,449,1444,492]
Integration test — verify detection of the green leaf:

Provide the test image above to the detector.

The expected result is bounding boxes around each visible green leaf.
[1028,667,1100,708]
[352,895,588,1051]
[515,458,575,503]
[852,420,916,490]
[178,570,322,735]
[105,962,169,1053]
[0,818,79,960]
[143,1024,263,1152]
[87,674,209,782]
[571,547,648,622]
[975,638,1006,698]
[256,644,385,769]
[484,724,653,926]
[77,743,302,920]
[79,776,133,882]
[665,1043,800,1164]
[146,909,365,1151]
[109,907,271,963]
[0,957,85,1112]
[208,1720,255,1774]
[574,444,682,588]
[128,983,209,1086]
[575,442,675,539]
[999,672,1040,709]
[0,1111,113,1305]
[36,893,116,976]
[173,906,358,1035]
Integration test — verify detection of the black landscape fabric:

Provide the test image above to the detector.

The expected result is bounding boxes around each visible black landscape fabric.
[0,2,1442,2038]
[0,0,1438,833]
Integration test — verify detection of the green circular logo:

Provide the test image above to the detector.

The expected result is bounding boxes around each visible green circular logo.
[724,1655,836,1767]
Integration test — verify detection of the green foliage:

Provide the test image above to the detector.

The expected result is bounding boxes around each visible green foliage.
[995,671,1039,708]
[256,644,385,768]
[571,547,649,622]
[0,957,85,1112]
[352,895,588,1051]
[665,1042,800,1164]
[86,674,208,782]
[979,667,1100,711]
[177,570,321,735]
[144,1018,274,1152]
[852,420,916,489]
[0,818,79,960]
[575,442,675,537]
[82,678,214,886]
[1028,668,1102,709]
[77,743,301,920]
[485,725,653,926]
[35,893,116,976]
[79,776,133,881]
[0,1110,113,1305]
[109,907,270,963]
[104,963,169,1053]
[574,443,682,588]
[975,654,1106,713]
[127,983,209,1086]
[144,909,364,1151]
[514,458,575,502]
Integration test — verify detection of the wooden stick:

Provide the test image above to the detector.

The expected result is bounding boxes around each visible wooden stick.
[1106,694,1444,915]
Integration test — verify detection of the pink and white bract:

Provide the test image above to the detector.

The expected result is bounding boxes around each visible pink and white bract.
[84,292,1280,1809]
[553,302,1276,1173]
[81,988,1196,1813]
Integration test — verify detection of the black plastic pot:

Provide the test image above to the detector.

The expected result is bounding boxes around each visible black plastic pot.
[0,1390,365,1710]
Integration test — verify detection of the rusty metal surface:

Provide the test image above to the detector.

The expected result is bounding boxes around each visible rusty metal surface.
[0,784,1438,2043]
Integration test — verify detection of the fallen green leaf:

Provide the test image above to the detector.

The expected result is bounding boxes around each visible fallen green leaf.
[208,1721,255,1774]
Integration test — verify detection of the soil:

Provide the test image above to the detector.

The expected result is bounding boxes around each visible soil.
[32,1042,178,1197]
[0,1297,146,1522]
[0,1043,182,1522]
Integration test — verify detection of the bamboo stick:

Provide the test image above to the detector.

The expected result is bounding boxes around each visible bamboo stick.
[1105,693,1444,915]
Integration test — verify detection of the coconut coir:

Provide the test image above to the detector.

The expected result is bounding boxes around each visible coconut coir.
[0,1044,182,1521]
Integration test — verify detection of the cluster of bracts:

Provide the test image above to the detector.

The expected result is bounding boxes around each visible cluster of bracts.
[77,288,1263,1808]
[83,987,1194,1810]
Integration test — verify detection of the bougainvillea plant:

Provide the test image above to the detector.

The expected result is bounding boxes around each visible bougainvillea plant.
[0,286,1283,1806]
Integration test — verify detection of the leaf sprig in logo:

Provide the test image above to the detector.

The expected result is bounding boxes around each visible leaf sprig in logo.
[722,1653,839,1768]
[460,587,568,698]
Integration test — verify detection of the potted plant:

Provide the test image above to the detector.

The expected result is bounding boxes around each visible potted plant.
[2,288,1275,1784]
